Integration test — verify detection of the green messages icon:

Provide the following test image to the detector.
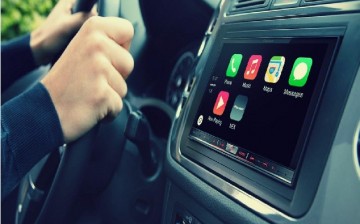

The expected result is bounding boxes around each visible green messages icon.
[289,57,313,87]
[226,54,243,77]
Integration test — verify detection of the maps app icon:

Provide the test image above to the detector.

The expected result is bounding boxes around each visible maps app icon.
[265,56,285,83]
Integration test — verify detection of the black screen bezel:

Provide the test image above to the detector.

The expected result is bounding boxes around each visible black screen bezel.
[185,37,337,186]
[178,36,338,199]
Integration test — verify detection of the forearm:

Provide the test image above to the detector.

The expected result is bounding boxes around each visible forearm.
[1,83,64,198]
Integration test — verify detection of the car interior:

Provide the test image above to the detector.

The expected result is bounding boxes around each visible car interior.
[1,0,360,223]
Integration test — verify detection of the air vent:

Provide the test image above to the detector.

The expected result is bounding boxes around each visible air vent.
[228,0,270,14]
[302,0,346,5]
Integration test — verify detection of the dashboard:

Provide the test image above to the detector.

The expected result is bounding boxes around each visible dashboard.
[2,1,359,224]
[163,0,360,223]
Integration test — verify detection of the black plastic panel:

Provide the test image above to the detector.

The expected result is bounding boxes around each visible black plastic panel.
[188,37,337,185]
[165,1,360,223]
[180,24,345,217]
[167,7,360,219]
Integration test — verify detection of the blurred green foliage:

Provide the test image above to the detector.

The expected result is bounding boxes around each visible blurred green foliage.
[1,0,58,40]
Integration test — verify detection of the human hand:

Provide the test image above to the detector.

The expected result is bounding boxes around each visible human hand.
[30,0,96,65]
[41,16,134,143]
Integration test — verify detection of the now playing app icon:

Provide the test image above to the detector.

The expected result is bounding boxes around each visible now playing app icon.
[213,91,229,116]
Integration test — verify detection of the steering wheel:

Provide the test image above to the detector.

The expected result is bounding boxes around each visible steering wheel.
[14,1,129,223]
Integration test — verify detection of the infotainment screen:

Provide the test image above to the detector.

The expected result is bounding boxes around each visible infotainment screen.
[189,38,337,184]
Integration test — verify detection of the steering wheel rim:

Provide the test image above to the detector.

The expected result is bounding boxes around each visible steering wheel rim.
[15,99,131,224]
[12,1,114,223]
[35,127,99,224]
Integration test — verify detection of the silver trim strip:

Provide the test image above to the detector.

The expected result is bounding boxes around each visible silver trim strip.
[189,134,293,184]
[176,151,297,223]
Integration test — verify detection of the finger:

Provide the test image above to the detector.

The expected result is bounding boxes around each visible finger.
[103,38,134,78]
[105,85,124,119]
[122,40,132,51]
[100,56,128,98]
[91,4,98,15]
[85,16,134,48]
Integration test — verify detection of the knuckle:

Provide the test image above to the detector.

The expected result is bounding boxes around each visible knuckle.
[90,54,108,77]
[88,32,106,54]
[108,93,123,118]
[92,82,108,107]
[84,16,101,31]
[120,51,134,77]
[121,19,134,38]
[120,81,128,98]
[116,99,123,114]
[126,54,135,75]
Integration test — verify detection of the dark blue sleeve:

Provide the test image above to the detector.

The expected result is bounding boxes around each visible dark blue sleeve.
[1,83,64,199]
[1,34,38,91]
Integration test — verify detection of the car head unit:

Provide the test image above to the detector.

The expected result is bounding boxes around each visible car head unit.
[168,0,360,218]
[187,37,337,185]
[175,24,342,215]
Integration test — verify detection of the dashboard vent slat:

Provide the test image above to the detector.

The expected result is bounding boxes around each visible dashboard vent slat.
[302,0,347,5]
[229,0,270,14]
[234,0,266,8]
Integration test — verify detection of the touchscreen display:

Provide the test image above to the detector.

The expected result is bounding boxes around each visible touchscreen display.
[189,38,337,184]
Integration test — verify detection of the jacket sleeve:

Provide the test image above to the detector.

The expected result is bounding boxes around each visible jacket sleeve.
[1,83,64,199]
[1,34,38,91]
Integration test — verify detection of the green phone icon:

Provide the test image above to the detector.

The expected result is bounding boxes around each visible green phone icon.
[289,57,313,87]
[226,54,243,77]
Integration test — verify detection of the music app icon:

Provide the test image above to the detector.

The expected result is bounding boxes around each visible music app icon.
[244,55,262,80]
